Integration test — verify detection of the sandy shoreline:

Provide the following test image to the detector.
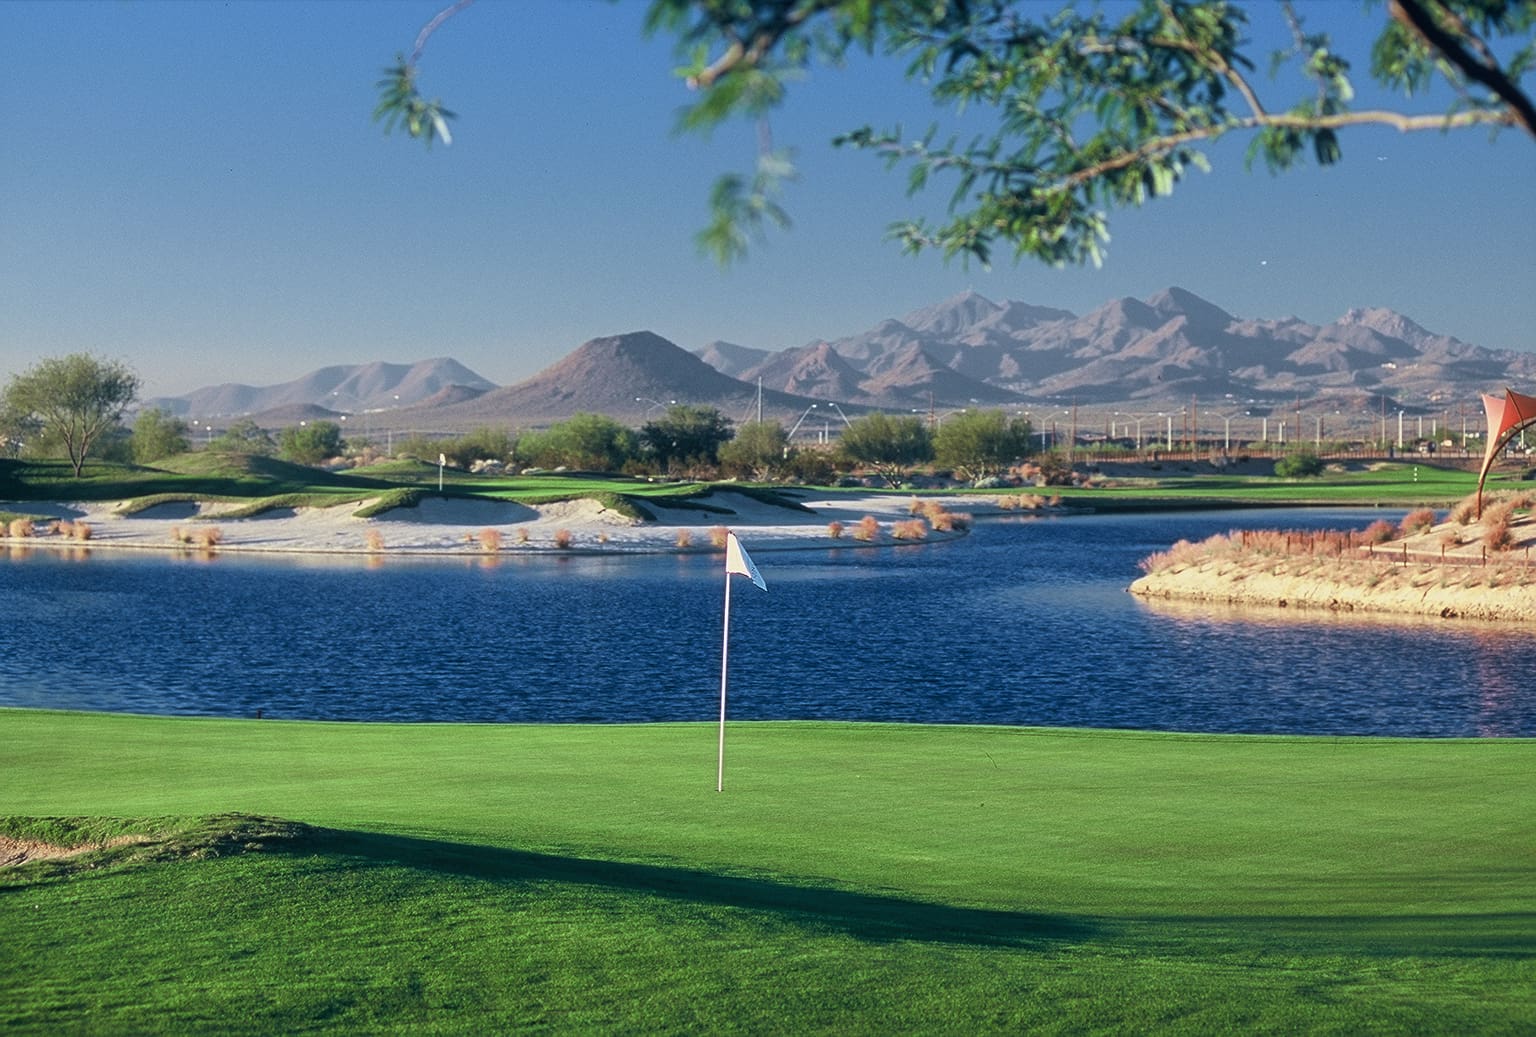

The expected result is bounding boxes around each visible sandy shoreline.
[0,491,1005,558]
[1129,505,1536,624]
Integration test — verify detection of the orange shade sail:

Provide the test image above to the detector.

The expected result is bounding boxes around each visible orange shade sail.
[1477,388,1536,516]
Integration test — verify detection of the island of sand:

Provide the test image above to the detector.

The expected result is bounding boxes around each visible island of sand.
[1129,492,1536,624]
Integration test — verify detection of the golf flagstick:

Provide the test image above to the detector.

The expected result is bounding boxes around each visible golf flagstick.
[719,532,767,792]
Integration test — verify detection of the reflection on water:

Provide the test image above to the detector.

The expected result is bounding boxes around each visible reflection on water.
[2,508,1533,736]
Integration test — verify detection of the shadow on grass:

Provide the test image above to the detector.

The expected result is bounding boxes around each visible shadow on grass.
[312,826,1094,949]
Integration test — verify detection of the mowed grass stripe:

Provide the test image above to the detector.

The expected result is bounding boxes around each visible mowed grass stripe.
[2,709,1533,1033]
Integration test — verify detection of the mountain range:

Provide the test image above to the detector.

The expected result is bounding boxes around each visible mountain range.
[147,287,1536,428]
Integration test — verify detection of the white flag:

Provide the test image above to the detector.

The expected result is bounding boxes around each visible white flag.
[725,532,767,591]
[438,453,447,466]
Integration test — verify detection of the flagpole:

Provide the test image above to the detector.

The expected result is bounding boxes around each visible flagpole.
[718,562,732,793]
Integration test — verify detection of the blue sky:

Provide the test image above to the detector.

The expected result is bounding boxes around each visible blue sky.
[5,1,1533,399]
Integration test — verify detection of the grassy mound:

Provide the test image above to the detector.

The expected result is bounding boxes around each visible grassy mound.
[1,710,1531,1033]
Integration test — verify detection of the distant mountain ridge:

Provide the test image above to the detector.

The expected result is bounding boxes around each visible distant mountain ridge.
[703,286,1535,409]
[143,358,496,418]
[148,288,1534,429]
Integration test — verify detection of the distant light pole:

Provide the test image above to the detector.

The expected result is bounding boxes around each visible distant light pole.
[635,396,674,420]
[787,403,819,439]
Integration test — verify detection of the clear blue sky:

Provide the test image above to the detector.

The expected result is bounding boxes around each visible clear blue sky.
[4,0,1533,398]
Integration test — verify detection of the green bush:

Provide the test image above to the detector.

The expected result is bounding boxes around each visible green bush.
[1274,450,1324,478]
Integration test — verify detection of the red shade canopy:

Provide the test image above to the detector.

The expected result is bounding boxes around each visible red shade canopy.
[1477,388,1536,516]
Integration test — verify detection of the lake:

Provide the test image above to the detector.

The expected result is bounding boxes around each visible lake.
[2,508,1532,736]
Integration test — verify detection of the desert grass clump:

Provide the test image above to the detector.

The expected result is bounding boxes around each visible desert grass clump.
[197,527,223,549]
[68,521,92,541]
[1450,495,1479,525]
[1482,502,1516,551]
[709,525,730,548]
[892,518,928,540]
[515,527,530,545]
[1139,536,1210,574]
[1363,519,1397,545]
[853,515,881,542]
[675,529,693,549]
[929,509,972,533]
[478,528,503,553]
[826,520,844,540]
[7,518,35,539]
[364,529,385,553]
[553,528,573,550]
[1401,508,1438,536]
[907,496,926,515]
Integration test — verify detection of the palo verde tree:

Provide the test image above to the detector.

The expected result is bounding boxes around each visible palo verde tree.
[640,404,734,472]
[208,418,277,456]
[521,413,640,472]
[379,1,1534,265]
[718,419,791,480]
[132,407,191,464]
[1,354,140,477]
[934,409,1033,482]
[277,421,346,466]
[838,411,934,487]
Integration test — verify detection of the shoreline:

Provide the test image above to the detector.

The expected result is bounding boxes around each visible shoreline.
[1129,503,1536,625]
[0,491,1010,559]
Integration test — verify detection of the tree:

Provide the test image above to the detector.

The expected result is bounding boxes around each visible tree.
[0,354,140,477]
[718,420,790,480]
[132,407,191,464]
[277,421,345,466]
[640,405,734,472]
[440,426,517,468]
[521,413,639,472]
[838,412,933,487]
[934,409,1032,482]
[381,1,1534,265]
[1275,448,1325,477]
[208,418,276,456]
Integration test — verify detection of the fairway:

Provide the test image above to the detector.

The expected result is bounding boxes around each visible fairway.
[2,710,1533,1033]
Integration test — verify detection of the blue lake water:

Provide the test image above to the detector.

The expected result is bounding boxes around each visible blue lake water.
[2,509,1532,736]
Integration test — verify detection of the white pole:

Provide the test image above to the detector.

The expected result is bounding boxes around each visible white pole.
[718,566,733,792]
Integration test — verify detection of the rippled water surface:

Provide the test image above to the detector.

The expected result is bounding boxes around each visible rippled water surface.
[3,509,1532,735]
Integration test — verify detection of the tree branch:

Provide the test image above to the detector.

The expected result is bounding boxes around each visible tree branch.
[1388,0,1536,137]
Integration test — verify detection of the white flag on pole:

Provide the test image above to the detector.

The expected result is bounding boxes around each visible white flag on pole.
[725,532,767,591]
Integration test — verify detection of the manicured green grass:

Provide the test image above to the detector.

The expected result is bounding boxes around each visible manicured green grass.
[3,710,1531,1033]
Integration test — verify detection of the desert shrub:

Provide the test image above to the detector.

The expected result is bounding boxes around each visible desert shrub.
[853,515,881,542]
[1401,508,1437,536]
[1275,450,1324,478]
[892,519,928,540]
[69,521,92,541]
[478,528,503,553]
[198,527,223,548]
[516,527,530,545]
[826,520,844,539]
[597,531,610,544]
[553,528,573,549]
[7,518,35,538]
[1363,519,1397,545]
[907,497,925,515]
[1482,502,1515,551]
[931,510,972,532]
[1450,495,1479,525]
[364,529,385,552]
[1439,529,1464,548]
[675,529,693,548]
[709,525,730,548]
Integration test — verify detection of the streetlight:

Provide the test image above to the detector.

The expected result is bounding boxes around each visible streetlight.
[635,396,675,419]
[787,403,819,439]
